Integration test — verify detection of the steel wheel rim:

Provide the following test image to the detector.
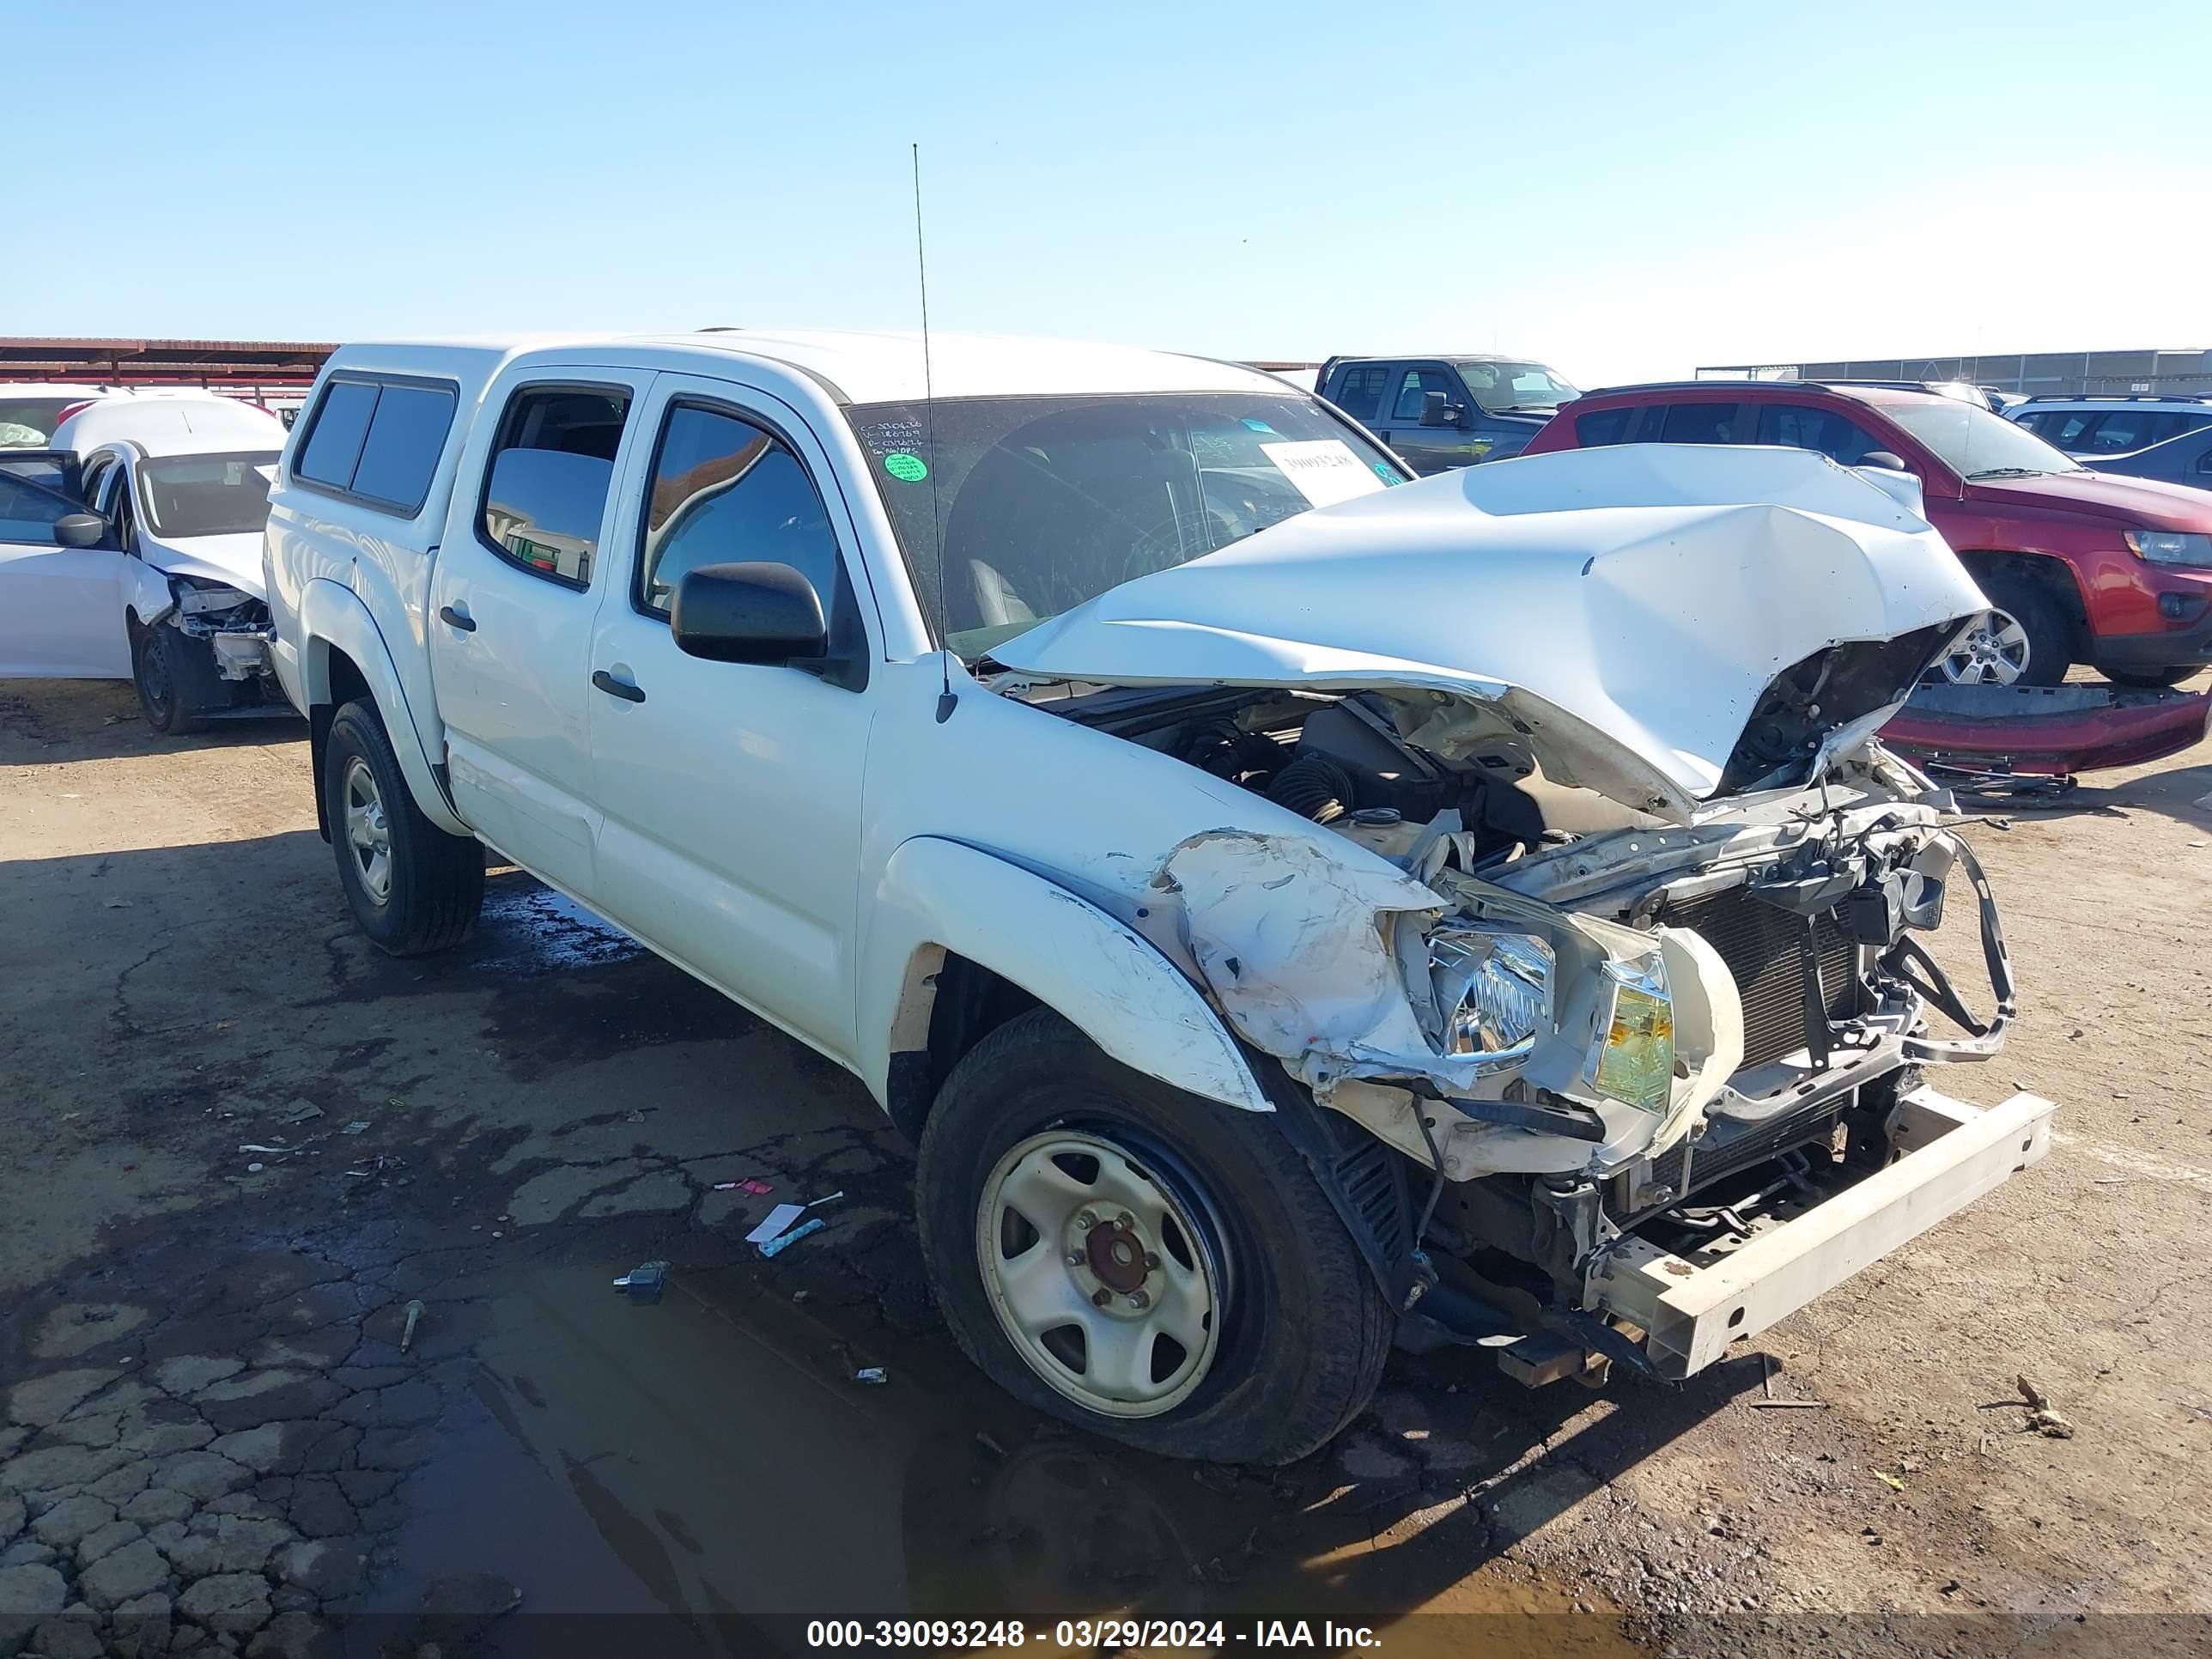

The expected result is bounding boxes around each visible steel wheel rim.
[1940,610,2031,686]
[341,757,393,904]
[975,1129,1225,1419]
[139,634,172,719]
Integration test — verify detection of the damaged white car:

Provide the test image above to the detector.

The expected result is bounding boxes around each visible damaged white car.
[0,397,291,732]
[270,334,2054,1464]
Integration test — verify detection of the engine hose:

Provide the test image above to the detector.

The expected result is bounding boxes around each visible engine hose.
[1267,753,1356,823]
[1182,717,1285,785]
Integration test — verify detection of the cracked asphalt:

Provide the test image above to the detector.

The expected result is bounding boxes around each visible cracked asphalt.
[3,677,2210,1659]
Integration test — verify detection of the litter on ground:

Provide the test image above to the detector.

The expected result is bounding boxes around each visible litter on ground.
[746,1203,805,1243]
[758,1218,826,1258]
[612,1261,669,1304]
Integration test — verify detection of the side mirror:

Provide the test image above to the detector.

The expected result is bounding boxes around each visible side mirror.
[1419,391,1467,428]
[671,562,827,665]
[1858,450,1910,471]
[54,513,106,549]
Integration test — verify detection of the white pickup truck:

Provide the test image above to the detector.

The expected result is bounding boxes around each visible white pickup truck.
[265,331,2056,1464]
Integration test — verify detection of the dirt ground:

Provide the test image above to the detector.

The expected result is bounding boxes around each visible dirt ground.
[3,676,2209,1659]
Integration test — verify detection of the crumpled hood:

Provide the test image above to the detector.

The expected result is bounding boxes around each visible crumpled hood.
[991,444,1986,821]
[143,532,267,600]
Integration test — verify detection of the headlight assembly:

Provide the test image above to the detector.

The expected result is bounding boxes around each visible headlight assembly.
[173,576,254,617]
[2124,528,2212,568]
[1587,950,1675,1114]
[1430,924,1553,1068]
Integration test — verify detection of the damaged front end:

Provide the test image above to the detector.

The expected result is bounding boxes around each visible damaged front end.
[168,574,279,684]
[989,447,2063,1386]
[1143,750,2041,1386]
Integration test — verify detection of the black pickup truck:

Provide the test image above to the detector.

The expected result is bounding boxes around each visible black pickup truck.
[1316,353,1578,473]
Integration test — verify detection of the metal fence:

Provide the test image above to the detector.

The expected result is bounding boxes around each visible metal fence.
[1697,349,2212,398]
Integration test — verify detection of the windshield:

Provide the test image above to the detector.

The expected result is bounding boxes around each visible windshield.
[848,392,1410,659]
[137,451,281,538]
[1881,400,2081,480]
[1455,361,1579,412]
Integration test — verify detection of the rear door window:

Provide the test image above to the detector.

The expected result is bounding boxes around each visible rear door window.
[477,386,632,589]
[2082,410,2158,453]
[1574,406,1639,446]
[1327,365,1392,423]
[2042,410,2097,449]
[1658,402,1747,443]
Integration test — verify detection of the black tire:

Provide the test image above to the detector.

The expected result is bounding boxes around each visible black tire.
[2102,664,2197,690]
[131,622,213,736]
[916,1007,1395,1465]
[322,699,484,956]
[1972,575,2072,688]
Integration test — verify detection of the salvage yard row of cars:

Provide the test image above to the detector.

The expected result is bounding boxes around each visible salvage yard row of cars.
[5,327,2163,1466]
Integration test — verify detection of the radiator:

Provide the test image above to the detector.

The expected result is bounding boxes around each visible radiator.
[1660,887,1860,1070]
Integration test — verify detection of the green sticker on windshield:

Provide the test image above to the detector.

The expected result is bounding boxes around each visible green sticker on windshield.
[884,452,928,483]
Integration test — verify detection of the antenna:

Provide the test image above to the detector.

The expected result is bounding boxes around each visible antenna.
[913,143,955,725]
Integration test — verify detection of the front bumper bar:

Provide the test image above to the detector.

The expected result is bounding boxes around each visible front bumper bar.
[1587,1086,2056,1379]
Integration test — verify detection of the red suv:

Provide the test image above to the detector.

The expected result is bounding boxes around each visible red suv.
[1522,381,2212,686]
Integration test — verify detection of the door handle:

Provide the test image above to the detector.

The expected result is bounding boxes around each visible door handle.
[592,669,645,703]
[438,605,476,633]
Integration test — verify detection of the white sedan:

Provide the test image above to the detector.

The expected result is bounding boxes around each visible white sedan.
[0,432,291,732]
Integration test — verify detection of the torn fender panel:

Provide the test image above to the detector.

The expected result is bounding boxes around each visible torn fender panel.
[1152,830,1449,1090]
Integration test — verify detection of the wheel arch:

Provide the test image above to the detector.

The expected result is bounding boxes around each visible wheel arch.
[295,579,468,839]
[857,836,1273,1140]
[1954,550,2092,659]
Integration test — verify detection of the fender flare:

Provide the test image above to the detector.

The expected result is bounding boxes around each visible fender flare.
[855,836,1273,1121]
[1954,548,2092,636]
[295,578,470,836]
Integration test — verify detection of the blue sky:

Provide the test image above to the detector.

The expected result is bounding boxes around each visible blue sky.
[15,1,2209,385]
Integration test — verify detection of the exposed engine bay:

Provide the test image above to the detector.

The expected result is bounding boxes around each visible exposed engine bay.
[1007,664,2022,1379]
[1027,678,1565,866]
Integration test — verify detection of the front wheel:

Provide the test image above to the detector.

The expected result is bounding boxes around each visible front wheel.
[916,1008,1395,1465]
[132,623,210,736]
[322,700,484,956]
[1938,578,2070,688]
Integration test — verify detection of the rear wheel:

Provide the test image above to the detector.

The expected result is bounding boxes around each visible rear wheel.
[916,1007,1395,1465]
[1938,577,2070,688]
[131,623,210,736]
[322,700,484,956]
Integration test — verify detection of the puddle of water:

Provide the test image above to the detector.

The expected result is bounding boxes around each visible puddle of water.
[380,1256,1643,1656]
[471,876,643,975]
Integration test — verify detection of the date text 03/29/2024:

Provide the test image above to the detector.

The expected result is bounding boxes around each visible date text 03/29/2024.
[805,1620,1382,1649]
